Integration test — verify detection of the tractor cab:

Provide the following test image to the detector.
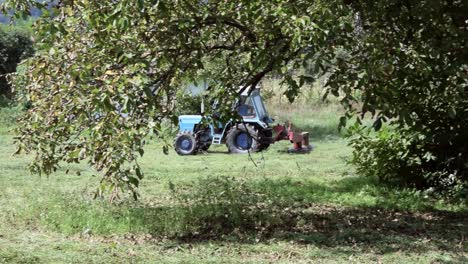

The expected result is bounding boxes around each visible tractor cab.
[236,89,273,126]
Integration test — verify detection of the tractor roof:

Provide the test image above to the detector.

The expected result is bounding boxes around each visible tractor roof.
[239,85,261,96]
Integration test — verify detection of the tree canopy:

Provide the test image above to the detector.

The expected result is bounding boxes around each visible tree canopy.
[2,0,467,198]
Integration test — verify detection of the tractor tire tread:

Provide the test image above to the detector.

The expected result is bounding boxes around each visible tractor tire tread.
[225,123,261,154]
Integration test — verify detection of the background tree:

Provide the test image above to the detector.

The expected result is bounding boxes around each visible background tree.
[328,1,467,196]
[0,25,33,97]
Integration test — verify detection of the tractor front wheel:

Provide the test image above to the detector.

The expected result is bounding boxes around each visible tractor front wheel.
[174,131,198,155]
[226,124,260,154]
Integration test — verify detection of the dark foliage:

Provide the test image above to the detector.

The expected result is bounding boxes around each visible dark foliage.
[0,27,33,96]
[174,91,204,117]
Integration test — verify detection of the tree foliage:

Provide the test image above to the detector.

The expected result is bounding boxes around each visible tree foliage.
[2,0,350,198]
[331,1,467,194]
[2,0,466,198]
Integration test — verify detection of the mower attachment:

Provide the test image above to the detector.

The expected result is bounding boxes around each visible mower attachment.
[272,122,313,153]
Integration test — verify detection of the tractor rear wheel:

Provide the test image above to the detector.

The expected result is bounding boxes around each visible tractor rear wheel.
[174,131,198,155]
[226,124,261,154]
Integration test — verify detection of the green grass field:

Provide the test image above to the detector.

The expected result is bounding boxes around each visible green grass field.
[0,95,467,263]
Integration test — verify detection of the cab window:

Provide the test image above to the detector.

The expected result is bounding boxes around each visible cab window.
[237,96,256,117]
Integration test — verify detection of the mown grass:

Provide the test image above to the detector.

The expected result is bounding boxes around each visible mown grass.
[0,86,467,263]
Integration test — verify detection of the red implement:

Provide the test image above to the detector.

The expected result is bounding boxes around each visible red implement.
[272,122,313,153]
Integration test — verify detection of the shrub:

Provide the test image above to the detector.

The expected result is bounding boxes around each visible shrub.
[173,90,204,117]
[0,26,34,97]
[348,125,467,199]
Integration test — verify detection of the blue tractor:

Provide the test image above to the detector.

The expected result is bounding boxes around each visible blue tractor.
[174,88,275,155]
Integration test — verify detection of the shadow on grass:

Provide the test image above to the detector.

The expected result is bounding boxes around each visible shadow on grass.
[31,176,467,256]
[122,177,467,255]
[125,205,467,255]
